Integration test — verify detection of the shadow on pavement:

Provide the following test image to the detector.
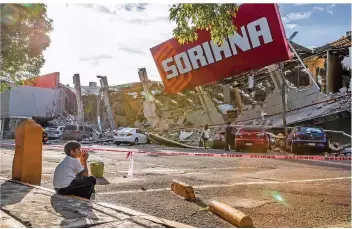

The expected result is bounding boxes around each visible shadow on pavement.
[50,194,99,227]
[190,198,208,208]
[0,180,34,207]
[96,177,110,185]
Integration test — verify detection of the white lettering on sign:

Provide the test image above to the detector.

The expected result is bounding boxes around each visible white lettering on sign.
[247,17,273,48]
[228,26,251,55]
[162,57,178,79]
[174,52,192,74]
[202,42,215,64]
[162,17,274,79]
[187,45,208,69]
[210,39,232,62]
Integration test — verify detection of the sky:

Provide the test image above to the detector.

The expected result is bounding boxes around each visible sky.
[40,3,352,87]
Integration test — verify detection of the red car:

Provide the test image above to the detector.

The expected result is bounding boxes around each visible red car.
[235,126,270,153]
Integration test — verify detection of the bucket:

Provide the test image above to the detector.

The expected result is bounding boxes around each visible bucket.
[90,161,104,178]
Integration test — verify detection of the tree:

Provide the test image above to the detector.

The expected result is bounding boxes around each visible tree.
[0,4,53,92]
[169,4,239,45]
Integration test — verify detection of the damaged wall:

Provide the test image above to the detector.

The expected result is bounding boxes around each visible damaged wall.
[0,85,63,118]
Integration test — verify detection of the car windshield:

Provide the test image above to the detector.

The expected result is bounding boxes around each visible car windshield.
[46,126,58,130]
[64,125,77,130]
[240,127,264,132]
[300,127,323,134]
[119,128,134,133]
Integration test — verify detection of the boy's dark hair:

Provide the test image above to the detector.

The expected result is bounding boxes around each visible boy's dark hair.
[64,141,81,156]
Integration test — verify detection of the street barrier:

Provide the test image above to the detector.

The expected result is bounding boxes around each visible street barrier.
[0,142,351,161]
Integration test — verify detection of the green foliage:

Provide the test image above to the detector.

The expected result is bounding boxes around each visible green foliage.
[169,4,239,45]
[0,4,53,92]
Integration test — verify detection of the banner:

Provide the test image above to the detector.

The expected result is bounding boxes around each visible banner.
[150,4,292,94]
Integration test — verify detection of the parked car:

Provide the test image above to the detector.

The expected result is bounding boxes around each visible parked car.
[114,128,150,145]
[234,126,271,153]
[286,126,330,154]
[45,126,65,140]
[62,124,94,141]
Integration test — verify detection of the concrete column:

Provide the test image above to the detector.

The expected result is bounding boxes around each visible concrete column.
[73,74,84,122]
[233,87,243,112]
[223,85,231,104]
[267,65,283,93]
[326,51,343,94]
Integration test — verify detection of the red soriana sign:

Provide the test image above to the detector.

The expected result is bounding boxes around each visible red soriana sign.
[150,4,292,94]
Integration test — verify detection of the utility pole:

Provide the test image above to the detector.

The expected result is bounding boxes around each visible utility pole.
[97,76,116,131]
[72,74,84,123]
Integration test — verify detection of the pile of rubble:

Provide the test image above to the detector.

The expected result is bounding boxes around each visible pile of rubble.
[48,114,78,126]
[46,114,116,143]
[153,126,225,146]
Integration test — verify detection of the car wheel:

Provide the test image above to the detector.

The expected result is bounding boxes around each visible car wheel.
[346,153,351,157]
[80,135,86,141]
[115,142,121,146]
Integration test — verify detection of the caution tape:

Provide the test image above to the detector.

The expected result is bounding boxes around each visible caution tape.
[1,143,351,161]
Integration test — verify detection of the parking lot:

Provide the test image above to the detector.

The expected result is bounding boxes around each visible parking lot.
[1,143,351,228]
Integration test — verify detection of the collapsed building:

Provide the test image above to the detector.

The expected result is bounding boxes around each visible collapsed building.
[1,32,350,144]
[88,32,351,135]
[0,73,77,139]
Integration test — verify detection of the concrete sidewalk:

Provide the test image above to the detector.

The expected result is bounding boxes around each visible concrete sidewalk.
[0,178,193,228]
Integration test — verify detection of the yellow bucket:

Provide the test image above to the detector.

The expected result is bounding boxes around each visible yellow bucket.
[90,161,104,178]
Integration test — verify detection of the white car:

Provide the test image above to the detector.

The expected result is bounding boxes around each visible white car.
[114,128,150,145]
[45,126,65,139]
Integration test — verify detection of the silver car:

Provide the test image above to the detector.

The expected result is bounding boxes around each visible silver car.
[45,126,65,139]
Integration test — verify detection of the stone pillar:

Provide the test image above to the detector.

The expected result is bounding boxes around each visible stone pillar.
[12,119,42,185]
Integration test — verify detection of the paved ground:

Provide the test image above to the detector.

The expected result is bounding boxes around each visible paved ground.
[0,179,190,228]
[1,144,351,228]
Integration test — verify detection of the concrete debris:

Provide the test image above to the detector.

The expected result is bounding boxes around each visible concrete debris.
[217,104,234,114]
[48,114,78,126]
[179,131,193,141]
[153,126,224,146]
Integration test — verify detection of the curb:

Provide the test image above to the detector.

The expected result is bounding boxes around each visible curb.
[209,200,253,228]
[0,177,194,228]
[0,209,26,228]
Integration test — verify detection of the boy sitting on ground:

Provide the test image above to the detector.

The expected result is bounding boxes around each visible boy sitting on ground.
[53,141,96,199]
